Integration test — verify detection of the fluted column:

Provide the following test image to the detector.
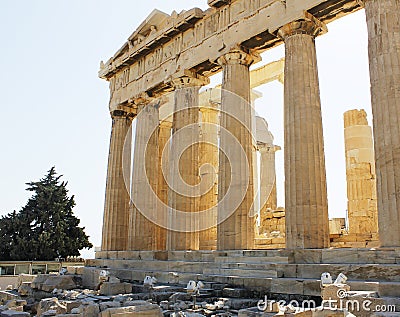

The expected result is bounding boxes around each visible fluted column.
[101,110,133,251]
[198,103,219,250]
[128,101,160,251]
[167,74,209,251]
[278,14,330,249]
[259,143,280,213]
[217,49,258,250]
[363,0,400,247]
[156,120,172,250]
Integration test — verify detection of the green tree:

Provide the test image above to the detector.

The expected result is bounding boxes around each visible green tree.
[0,167,92,260]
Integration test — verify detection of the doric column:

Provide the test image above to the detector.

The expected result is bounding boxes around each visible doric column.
[156,119,173,251]
[278,14,330,249]
[217,49,259,250]
[167,73,209,251]
[343,109,378,236]
[198,102,219,250]
[362,0,400,247]
[101,110,133,251]
[259,143,280,213]
[128,99,160,251]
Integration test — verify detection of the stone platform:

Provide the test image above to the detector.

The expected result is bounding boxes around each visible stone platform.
[87,248,400,302]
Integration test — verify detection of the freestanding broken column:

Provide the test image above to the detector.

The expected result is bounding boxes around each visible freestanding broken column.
[167,73,209,251]
[259,143,280,213]
[101,110,133,251]
[343,109,378,237]
[128,100,160,251]
[217,49,258,250]
[363,0,400,247]
[278,14,330,249]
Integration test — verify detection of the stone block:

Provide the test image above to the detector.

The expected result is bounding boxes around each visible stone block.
[79,303,100,317]
[303,279,322,297]
[0,311,30,317]
[99,302,121,311]
[99,303,162,317]
[31,275,52,290]
[18,283,33,296]
[294,250,322,264]
[99,282,132,296]
[82,267,105,289]
[321,284,350,301]
[312,308,350,316]
[271,279,303,295]
[37,298,67,317]
[41,276,77,292]
[17,275,36,288]
[321,250,358,264]
[66,266,84,275]
[222,288,250,298]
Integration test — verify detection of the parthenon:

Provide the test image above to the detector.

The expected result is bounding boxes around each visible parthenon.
[98,0,400,253]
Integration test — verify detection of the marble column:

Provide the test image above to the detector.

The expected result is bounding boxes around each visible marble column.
[128,102,160,251]
[167,74,209,251]
[259,143,280,213]
[156,120,173,251]
[363,0,400,247]
[343,109,378,236]
[198,103,219,250]
[278,15,330,249]
[101,110,133,251]
[217,49,258,250]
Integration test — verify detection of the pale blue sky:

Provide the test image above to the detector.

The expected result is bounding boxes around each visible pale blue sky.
[0,1,371,258]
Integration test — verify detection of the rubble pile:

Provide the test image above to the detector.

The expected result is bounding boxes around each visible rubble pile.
[0,269,397,317]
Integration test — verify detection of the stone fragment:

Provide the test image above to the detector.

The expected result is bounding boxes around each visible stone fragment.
[321,284,351,301]
[41,276,78,292]
[18,283,33,297]
[99,303,162,317]
[222,288,249,298]
[99,301,121,311]
[79,303,99,317]
[17,275,36,288]
[99,282,131,296]
[0,311,30,317]
[37,298,67,317]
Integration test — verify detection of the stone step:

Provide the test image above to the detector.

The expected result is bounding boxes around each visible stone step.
[214,262,400,282]
[203,268,278,278]
[95,250,217,262]
[90,259,400,284]
[215,256,289,264]
[89,259,215,273]
[206,274,400,298]
[89,261,400,299]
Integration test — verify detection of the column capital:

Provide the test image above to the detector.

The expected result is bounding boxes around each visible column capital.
[277,12,327,40]
[110,109,135,119]
[170,70,210,89]
[217,48,261,67]
[257,143,281,153]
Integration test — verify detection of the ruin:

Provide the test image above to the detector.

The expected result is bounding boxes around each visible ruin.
[91,0,400,315]
[99,0,400,252]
